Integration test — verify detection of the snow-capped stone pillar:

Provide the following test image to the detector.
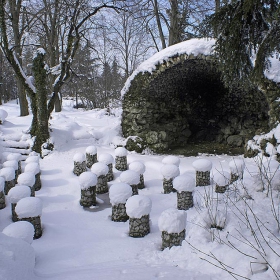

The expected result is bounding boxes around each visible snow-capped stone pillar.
[192,159,212,186]
[158,208,186,250]
[3,160,19,181]
[126,195,152,238]
[109,183,132,222]
[91,162,109,194]
[162,155,180,167]
[229,159,245,183]
[160,164,180,194]
[73,153,87,176]
[129,161,146,190]
[0,177,6,209]
[115,147,128,171]
[173,175,195,210]
[79,172,97,207]
[85,146,97,168]
[213,171,231,193]
[119,170,140,195]
[7,153,22,174]
[25,163,41,191]
[98,153,114,182]
[17,172,36,197]
[8,184,31,222]
[15,197,43,239]
[0,167,16,195]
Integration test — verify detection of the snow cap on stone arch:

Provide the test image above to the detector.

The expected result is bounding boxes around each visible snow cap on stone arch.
[86,146,97,155]
[119,170,140,185]
[160,164,180,179]
[91,162,109,177]
[109,183,132,206]
[126,195,152,218]
[129,161,146,175]
[79,172,97,190]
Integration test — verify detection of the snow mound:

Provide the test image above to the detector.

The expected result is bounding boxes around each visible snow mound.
[160,164,180,179]
[73,153,86,163]
[25,162,40,175]
[2,221,34,244]
[91,162,109,176]
[0,109,8,123]
[162,155,180,167]
[25,155,40,164]
[173,175,195,192]
[229,159,245,175]
[192,159,212,172]
[15,197,42,218]
[158,208,187,234]
[98,153,114,164]
[79,172,97,189]
[0,167,16,181]
[126,195,152,218]
[109,183,132,205]
[119,170,140,185]
[212,170,231,186]
[0,176,4,191]
[17,172,35,187]
[129,161,146,174]
[115,147,128,157]
[8,185,31,203]
[7,153,22,161]
[3,160,18,170]
[86,145,97,155]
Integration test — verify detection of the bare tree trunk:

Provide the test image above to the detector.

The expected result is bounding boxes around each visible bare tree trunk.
[215,0,221,12]
[153,0,166,49]
[16,78,29,116]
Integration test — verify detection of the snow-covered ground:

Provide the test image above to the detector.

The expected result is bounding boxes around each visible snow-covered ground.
[1,100,280,280]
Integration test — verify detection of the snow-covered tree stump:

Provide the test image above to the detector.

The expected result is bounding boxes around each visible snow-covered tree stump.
[73,153,87,176]
[0,177,6,209]
[8,184,31,222]
[7,153,22,174]
[229,159,245,183]
[173,175,195,210]
[91,162,109,194]
[0,167,16,195]
[98,153,114,182]
[2,221,35,244]
[109,183,132,222]
[129,161,146,189]
[17,172,36,197]
[79,172,97,207]
[158,208,186,249]
[192,159,212,186]
[15,197,43,239]
[162,155,180,167]
[85,146,97,168]
[161,164,180,194]
[120,170,140,195]
[126,195,152,238]
[115,147,128,171]
[3,160,19,181]
[25,162,41,191]
[213,170,231,193]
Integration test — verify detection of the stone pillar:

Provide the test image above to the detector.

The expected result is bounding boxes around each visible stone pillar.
[129,215,150,237]
[0,190,6,209]
[119,170,140,196]
[3,160,19,181]
[0,167,16,195]
[115,147,128,171]
[229,159,245,183]
[73,153,87,176]
[85,146,97,168]
[158,208,186,250]
[98,153,114,182]
[192,159,212,186]
[112,203,129,222]
[177,191,193,210]
[163,178,173,194]
[25,162,41,191]
[17,172,36,197]
[91,162,109,194]
[19,216,42,239]
[129,161,146,190]
[160,164,180,194]
[213,170,231,194]
[7,153,22,175]
[79,172,97,207]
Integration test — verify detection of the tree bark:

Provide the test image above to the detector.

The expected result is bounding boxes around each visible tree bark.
[153,0,166,49]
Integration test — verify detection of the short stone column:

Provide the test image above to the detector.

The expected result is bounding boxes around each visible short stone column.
[160,164,180,194]
[85,146,97,168]
[192,159,212,186]
[73,153,87,176]
[8,184,31,222]
[173,175,195,210]
[91,162,109,194]
[229,159,245,183]
[126,195,152,238]
[158,208,187,250]
[17,172,36,197]
[162,155,180,167]
[115,147,128,171]
[129,161,146,190]
[0,177,6,209]
[0,167,16,195]
[3,160,19,181]
[212,170,231,193]
[119,170,140,195]
[98,153,114,181]
[79,172,97,207]
[25,155,40,165]
[15,197,43,239]
[109,183,132,222]
[25,162,41,191]
[2,221,35,244]
[7,153,22,174]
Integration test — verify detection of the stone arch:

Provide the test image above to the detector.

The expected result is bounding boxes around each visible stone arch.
[121,49,269,154]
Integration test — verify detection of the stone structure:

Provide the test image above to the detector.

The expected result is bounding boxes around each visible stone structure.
[91,162,109,194]
[17,172,36,197]
[79,172,97,207]
[119,170,140,195]
[85,146,97,168]
[161,230,186,249]
[229,159,245,183]
[192,159,212,186]
[129,215,150,237]
[121,39,269,153]
[213,171,231,193]
[0,167,16,195]
[25,163,41,191]
[115,147,128,171]
[129,161,146,190]
[160,164,180,194]
[7,153,22,174]
[112,204,129,222]
[3,160,19,181]
[73,153,87,176]
[0,189,6,209]
[98,153,114,182]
